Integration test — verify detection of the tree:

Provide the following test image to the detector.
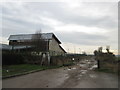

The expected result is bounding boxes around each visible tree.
[82,51,87,56]
[31,30,47,54]
[106,45,110,53]
[94,50,98,56]
[98,47,102,53]
[93,49,100,69]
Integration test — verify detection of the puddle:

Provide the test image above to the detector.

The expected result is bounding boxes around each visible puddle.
[87,62,91,64]
[80,61,86,64]
[65,74,68,76]
[92,65,98,68]
[80,70,87,74]
[81,72,86,74]
[89,64,98,70]
[79,64,86,67]
[65,76,69,79]
[72,67,76,70]
[85,60,89,62]
[89,68,93,70]
[79,75,82,77]
[81,70,87,72]
[89,74,97,78]
[64,74,69,79]
[68,69,71,71]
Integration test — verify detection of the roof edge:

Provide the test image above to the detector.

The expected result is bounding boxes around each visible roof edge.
[59,45,67,53]
[52,34,61,44]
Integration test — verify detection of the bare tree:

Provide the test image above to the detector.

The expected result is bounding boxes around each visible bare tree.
[82,51,87,55]
[94,50,98,56]
[98,47,102,53]
[31,30,47,54]
[106,45,110,53]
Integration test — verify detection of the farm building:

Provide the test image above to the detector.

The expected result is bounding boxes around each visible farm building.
[0,44,12,51]
[8,33,66,56]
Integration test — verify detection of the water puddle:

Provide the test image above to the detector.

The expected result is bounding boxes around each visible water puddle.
[64,74,69,79]
[79,64,86,67]
[80,70,87,74]
[85,59,89,62]
[89,64,98,70]
[87,62,91,64]
[79,75,82,77]
[68,69,71,71]
[72,67,76,70]
[92,65,98,68]
[89,74,97,78]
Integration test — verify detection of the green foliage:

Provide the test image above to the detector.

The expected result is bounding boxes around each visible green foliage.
[31,31,47,52]
[2,51,43,65]
[117,57,120,61]
[93,46,118,74]
[2,52,25,65]
[96,68,118,75]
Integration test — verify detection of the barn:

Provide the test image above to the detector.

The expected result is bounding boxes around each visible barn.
[8,33,66,56]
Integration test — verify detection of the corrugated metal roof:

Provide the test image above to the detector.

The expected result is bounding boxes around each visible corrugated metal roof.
[0,44,32,50]
[8,33,53,40]
[8,33,61,44]
[0,44,12,50]
[13,46,32,49]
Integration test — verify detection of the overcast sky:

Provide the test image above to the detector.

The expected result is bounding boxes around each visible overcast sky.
[0,0,118,54]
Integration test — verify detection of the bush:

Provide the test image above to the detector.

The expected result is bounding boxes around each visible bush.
[2,52,24,65]
[2,51,44,65]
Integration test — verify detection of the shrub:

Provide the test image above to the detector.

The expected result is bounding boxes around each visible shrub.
[2,51,42,65]
[2,52,24,65]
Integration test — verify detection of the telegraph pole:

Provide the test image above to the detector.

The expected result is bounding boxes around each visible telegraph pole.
[67,48,69,54]
[74,46,76,54]
[79,48,81,54]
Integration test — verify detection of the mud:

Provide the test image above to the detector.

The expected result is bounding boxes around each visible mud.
[2,59,118,88]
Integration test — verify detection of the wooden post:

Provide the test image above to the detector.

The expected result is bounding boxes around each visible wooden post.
[97,60,100,69]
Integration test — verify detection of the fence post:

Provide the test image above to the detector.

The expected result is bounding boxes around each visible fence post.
[97,60,100,69]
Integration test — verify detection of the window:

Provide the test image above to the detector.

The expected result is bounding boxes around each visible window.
[12,40,17,42]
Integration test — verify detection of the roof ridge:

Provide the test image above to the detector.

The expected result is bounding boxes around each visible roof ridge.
[8,32,62,44]
[10,32,53,36]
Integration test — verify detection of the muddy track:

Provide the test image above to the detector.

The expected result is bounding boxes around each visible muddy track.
[3,59,118,88]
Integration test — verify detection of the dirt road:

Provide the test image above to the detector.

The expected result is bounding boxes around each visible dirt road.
[2,59,118,88]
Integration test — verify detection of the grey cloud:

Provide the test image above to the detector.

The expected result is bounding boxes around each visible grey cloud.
[2,18,54,38]
[49,9,117,30]
[1,2,117,50]
[2,2,117,30]
[23,2,117,30]
[54,31,108,46]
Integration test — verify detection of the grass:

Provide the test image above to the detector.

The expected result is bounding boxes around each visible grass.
[117,56,120,61]
[94,56,120,75]
[63,61,75,66]
[2,64,62,77]
[96,68,118,74]
[95,63,118,75]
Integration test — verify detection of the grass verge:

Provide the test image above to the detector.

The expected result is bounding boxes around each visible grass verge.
[2,64,62,77]
[95,68,119,75]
